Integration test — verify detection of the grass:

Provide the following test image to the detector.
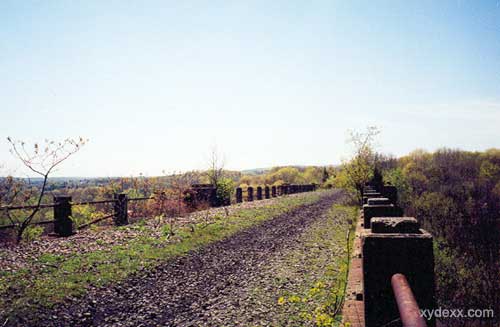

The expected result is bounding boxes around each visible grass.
[0,192,323,319]
[246,203,358,327]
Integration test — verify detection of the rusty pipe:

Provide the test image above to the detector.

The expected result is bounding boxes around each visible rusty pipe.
[391,273,428,327]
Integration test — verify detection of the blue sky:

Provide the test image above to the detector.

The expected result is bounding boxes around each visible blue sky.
[1,1,500,177]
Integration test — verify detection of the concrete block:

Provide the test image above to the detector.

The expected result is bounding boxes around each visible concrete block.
[367,197,391,206]
[363,204,399,229]
[371,217,420,234]
[362,227,435,327]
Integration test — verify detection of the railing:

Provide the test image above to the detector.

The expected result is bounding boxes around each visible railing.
[0,184,318,237]
[360,182,435,327]
[392,273,428,327]
[235,184,317,203]
[0,194,153,235]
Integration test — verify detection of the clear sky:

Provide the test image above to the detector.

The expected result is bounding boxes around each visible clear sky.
[1,1,500,177]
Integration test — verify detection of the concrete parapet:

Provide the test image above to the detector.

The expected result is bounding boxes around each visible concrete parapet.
[382,185,398,205]
[362,219,435,327]
[363,204,401,229]
[371,217,420,234]
[363,192,382,205]
[367,197,392,206]
[256,186,263,200]
[247,187,254,202]
[236,187,243,203]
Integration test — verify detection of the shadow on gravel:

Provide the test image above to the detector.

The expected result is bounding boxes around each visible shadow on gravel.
[21,190,345,327]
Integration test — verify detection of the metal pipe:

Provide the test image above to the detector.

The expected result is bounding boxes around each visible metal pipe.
[391,273,428,327]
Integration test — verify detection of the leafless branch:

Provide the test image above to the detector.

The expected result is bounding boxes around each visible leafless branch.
[4,137,87,242]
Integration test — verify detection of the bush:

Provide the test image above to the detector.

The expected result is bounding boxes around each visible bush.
[215,178,234,206]
[22,225,44,242]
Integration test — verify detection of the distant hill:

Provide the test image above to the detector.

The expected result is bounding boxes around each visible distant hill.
[240,165,335,176]
[240,168,271,175]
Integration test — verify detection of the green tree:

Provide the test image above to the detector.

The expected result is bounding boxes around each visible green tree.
[269,167,301,184]
[321,166,329,183]
[215,177,234,206]
[341,126,380,203]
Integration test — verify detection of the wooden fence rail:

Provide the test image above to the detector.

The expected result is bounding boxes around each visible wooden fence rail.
[0,194,151,234]
[0,184,317,237]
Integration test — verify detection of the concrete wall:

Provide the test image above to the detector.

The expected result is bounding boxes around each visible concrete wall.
[361,183,436,327]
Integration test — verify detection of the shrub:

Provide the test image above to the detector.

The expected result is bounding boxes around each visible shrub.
[215,178,234,206]
[22,225,44,242]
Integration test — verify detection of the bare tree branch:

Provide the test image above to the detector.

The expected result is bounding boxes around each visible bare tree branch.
[4,137,87,242]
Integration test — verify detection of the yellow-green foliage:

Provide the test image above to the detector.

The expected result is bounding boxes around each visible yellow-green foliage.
[22,225,44,242]
[71,204,105,228]
[380,148,500,317]
[238,166,329,187]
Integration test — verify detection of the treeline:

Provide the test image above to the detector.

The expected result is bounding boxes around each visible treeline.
[238,166,334,188]
[3,166,335,207]
[328,126,498,325]
[48,171,242,201]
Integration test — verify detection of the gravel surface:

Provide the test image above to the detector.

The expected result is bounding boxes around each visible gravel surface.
[9,190,345,327]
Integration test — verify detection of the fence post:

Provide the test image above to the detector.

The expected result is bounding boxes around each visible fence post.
[382,185,398,205]
[113,193,129,226]
[363,203,400,229]
[264,186,270,199]
[271,186,277,197]
[256,186,263,200]
[53,196,74,237]
[363,191,382,205]
[363,217,435,327]
[236,187,243,203]
[247,187,254,201]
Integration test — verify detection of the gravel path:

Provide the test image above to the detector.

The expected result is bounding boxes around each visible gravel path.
[21,190,345,327]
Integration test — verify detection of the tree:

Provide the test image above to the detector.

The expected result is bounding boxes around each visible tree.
[342,126,380,203]
[0,172,31,209]
[5,137,87,242]
[302,166,322,184]
[206,147,232,206]
[215,177,234,206]
[267,167,301,184]
[207,146,225,187]
[152,171,195,234]
[321,166,329,183]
